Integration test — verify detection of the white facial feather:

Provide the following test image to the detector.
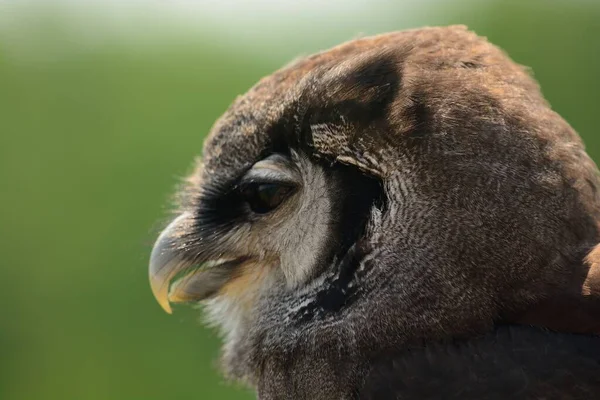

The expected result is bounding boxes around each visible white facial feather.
[269,154,334,287]
[201,154,336,342]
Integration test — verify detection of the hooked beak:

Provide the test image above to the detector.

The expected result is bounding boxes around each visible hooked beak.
[149,213,193,314]
[148,213,243,314]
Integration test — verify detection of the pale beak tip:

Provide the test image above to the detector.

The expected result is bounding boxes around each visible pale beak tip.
[150,274,174,314]
[157,297,174,315]
[149,214,193,314]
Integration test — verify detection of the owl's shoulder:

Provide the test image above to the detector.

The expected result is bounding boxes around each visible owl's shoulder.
[359,326,600,400]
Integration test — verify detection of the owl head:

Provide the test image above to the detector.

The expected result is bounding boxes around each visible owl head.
[149,26,600,397]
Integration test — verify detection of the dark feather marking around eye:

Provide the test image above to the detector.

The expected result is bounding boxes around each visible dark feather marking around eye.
[250,54,403,163]
[290,53,402,155]
[193,178,248,232]
[318,56,400,124]
[296,241,373,324]
[333,166,385,258]
[295,167,383,323]
[404,90,432,142]
[342,51,402,105]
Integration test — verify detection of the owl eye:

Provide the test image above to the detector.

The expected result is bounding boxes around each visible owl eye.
[240,182,294,214]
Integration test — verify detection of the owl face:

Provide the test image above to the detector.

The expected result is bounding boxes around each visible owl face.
[149,26,600,390]
[149,42,398,328]
[150,152,346,311]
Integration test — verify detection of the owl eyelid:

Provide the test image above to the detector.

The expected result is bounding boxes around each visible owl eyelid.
[240,155,301,187]
[240,169,298,187]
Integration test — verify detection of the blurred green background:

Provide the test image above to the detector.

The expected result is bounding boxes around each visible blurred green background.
[0,0,598,399]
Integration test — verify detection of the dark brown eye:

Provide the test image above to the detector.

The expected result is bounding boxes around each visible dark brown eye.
[240,182,294,214]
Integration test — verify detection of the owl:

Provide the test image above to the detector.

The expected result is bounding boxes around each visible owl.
[149,26,600,399]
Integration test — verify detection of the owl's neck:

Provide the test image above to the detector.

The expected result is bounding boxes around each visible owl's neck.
[249,325,600,400]
[357,325,600,399]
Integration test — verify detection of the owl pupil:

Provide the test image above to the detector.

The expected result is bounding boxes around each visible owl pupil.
[241,182,293,214]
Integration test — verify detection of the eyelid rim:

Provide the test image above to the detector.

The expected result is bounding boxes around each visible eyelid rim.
[239,154,301,187]
[240,168,298,186]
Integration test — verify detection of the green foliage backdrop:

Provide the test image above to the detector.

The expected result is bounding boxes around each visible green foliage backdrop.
[1,1,598,399]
